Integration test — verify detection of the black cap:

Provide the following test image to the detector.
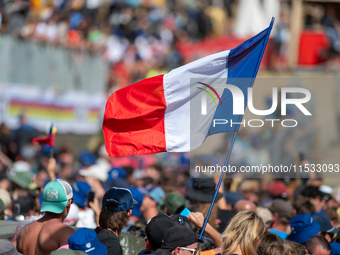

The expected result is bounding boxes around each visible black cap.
[161,226,196,250]
[170,214,191,229]
[146,214,176,250]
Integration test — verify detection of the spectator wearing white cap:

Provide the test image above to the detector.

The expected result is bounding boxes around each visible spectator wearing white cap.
[79,164,107,201]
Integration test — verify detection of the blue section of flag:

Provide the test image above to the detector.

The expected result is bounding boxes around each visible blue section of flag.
[207,18,274,136]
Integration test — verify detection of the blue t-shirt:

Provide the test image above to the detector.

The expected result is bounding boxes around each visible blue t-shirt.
[268,229,289,239]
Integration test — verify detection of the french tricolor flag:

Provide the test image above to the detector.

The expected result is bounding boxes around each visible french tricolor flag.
[103,19,274,158]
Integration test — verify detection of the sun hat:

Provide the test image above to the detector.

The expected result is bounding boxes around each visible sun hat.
[185,178,222,203]
[289,213,320,243]
[41,179,73,214]
[68,228,107,255]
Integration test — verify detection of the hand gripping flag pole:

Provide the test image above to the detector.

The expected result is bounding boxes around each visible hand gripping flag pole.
[196,17,275,249]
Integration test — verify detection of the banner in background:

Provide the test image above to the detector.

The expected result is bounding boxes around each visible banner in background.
[0,85,105,134]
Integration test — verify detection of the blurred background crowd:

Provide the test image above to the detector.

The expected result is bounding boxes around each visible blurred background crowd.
[1,0,340,253]
[0,0,340,94]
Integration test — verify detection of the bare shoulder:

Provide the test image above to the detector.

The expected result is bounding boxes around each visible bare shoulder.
[16,220,40,254]
[42,220,75,242]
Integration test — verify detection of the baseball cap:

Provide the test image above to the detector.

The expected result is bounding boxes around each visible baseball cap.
[289,213,320,243]
[146,214,176,250]
[79,164,108,182]
[160,226,196,250]
[140,185,165,205]
[162,192,186,214]
[72,181,91,208]
[267,180,287,197]
[128,187,143,217]
[0,239,23,255]
[41,179,73,214]
[269,199,294,221]
[102,187,137,212]
[170,214,191,229]
[313,214,339,234]
[68,228,107,255]
[256,207,273,229]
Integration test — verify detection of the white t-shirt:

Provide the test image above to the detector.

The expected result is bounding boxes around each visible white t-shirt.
[76,208,97,229]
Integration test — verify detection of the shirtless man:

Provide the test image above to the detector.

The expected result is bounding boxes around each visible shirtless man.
[14,179,75,255]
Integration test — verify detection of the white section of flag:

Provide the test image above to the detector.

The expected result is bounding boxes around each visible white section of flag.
[163,50,230,152]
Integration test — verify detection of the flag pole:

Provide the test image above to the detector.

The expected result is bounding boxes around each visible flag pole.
[196,18,275,247]
[50,147,54,158]
[197,130,238,245]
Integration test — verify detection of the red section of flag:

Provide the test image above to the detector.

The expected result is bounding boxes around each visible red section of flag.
[32,134,55,147]
[103,75,167,157]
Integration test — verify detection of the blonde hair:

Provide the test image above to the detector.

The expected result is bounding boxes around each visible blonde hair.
[221,210,266,255]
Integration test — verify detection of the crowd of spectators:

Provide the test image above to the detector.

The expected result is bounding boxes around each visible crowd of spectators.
[0,114,340,255]
[0,0,240,93]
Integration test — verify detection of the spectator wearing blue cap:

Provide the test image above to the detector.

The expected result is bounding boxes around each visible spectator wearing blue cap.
[95,187,137,255]
[68,228,107,255]
[140,185,165,221]
[289,213,321,244]
[78,151,97,168]
[72,181,96,229]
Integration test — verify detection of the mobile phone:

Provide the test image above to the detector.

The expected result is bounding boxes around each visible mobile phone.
[180,208,192,217]
[87,191,95,206]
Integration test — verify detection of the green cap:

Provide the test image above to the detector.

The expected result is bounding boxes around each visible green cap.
[162,192,186,214]
[8,172,31,189]
[41,180,73,214]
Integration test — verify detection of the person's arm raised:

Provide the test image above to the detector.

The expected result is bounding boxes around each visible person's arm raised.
[187,212,222,254]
